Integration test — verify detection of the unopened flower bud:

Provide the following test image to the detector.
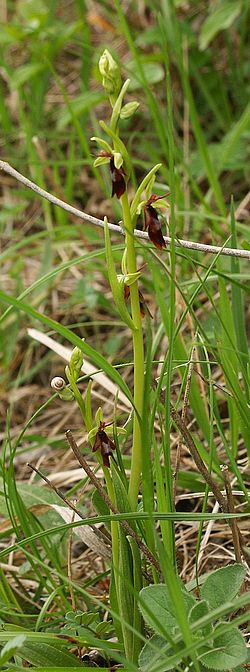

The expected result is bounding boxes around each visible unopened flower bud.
[69,346,84,381]
[99,49,121,105]
[120,101,139,119]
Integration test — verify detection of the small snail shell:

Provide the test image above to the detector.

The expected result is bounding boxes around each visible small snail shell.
[50,376,66,391]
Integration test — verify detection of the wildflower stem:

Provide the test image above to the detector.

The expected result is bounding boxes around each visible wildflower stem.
[120,192,144,511]
[67,376,87,427]
[103,467,120,599]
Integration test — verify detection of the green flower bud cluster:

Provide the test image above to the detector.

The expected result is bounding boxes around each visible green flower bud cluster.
[65,346,84,384]
[99,49,122,106]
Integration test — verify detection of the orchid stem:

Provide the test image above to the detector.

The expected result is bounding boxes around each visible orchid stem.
[120,192,144,511]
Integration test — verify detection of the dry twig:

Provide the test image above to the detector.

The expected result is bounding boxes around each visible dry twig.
[173,341,196,500]
[65,429,161,573]
[27,462,111,559]
[1,160,250,259]
[222,465,242,564]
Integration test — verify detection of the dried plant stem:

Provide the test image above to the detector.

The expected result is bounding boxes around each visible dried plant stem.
[221,466,242,564]
[27,462,109,548]
[1,160,249,259]
[169,406,250,568]
[65,430,161,573]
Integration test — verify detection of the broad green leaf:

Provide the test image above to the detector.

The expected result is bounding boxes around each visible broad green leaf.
[189,601,213,638]
[126,60,165,90]
[139,634,175,671]
[199,1,242,50]
[139,584,196,638]
[0,478,62,517]
[200,625,247,670]
[201,564,246,609]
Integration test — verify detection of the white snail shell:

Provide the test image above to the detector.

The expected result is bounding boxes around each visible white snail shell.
[50,376,66,391]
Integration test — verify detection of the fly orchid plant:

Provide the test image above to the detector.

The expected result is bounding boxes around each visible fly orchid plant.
[50,50,170,664]
[92,49,169,514]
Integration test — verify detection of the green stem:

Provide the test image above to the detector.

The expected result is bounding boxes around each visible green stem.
[120,192,144,511]
[103,467,120,602]
[68,377,87,427]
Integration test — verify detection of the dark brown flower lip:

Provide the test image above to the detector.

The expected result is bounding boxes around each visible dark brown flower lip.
[110,156,126,199]
[96,151,126,199]
[92,421,116,468]
[144,203,166,250]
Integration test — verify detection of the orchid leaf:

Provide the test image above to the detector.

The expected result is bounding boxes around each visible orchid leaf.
[130,163,162,220]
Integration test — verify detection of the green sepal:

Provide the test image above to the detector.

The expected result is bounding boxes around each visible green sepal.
[152,198,170,211]
[93,156,110,167]
[135,196,169,216]
[115,426,126,435]
[88,426,98,442]
[104,217,137,331]
[117,271,142,287]
[90,136,113,154]
[113,152,123,169]
[130,163,162,220]
[102,424,126,436]
[99,120,132,177]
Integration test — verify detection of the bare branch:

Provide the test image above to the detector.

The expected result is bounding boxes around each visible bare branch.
[1,160,249,260]
[221,465,242,564]
[27,462,111,560]
[66,429,161,573]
